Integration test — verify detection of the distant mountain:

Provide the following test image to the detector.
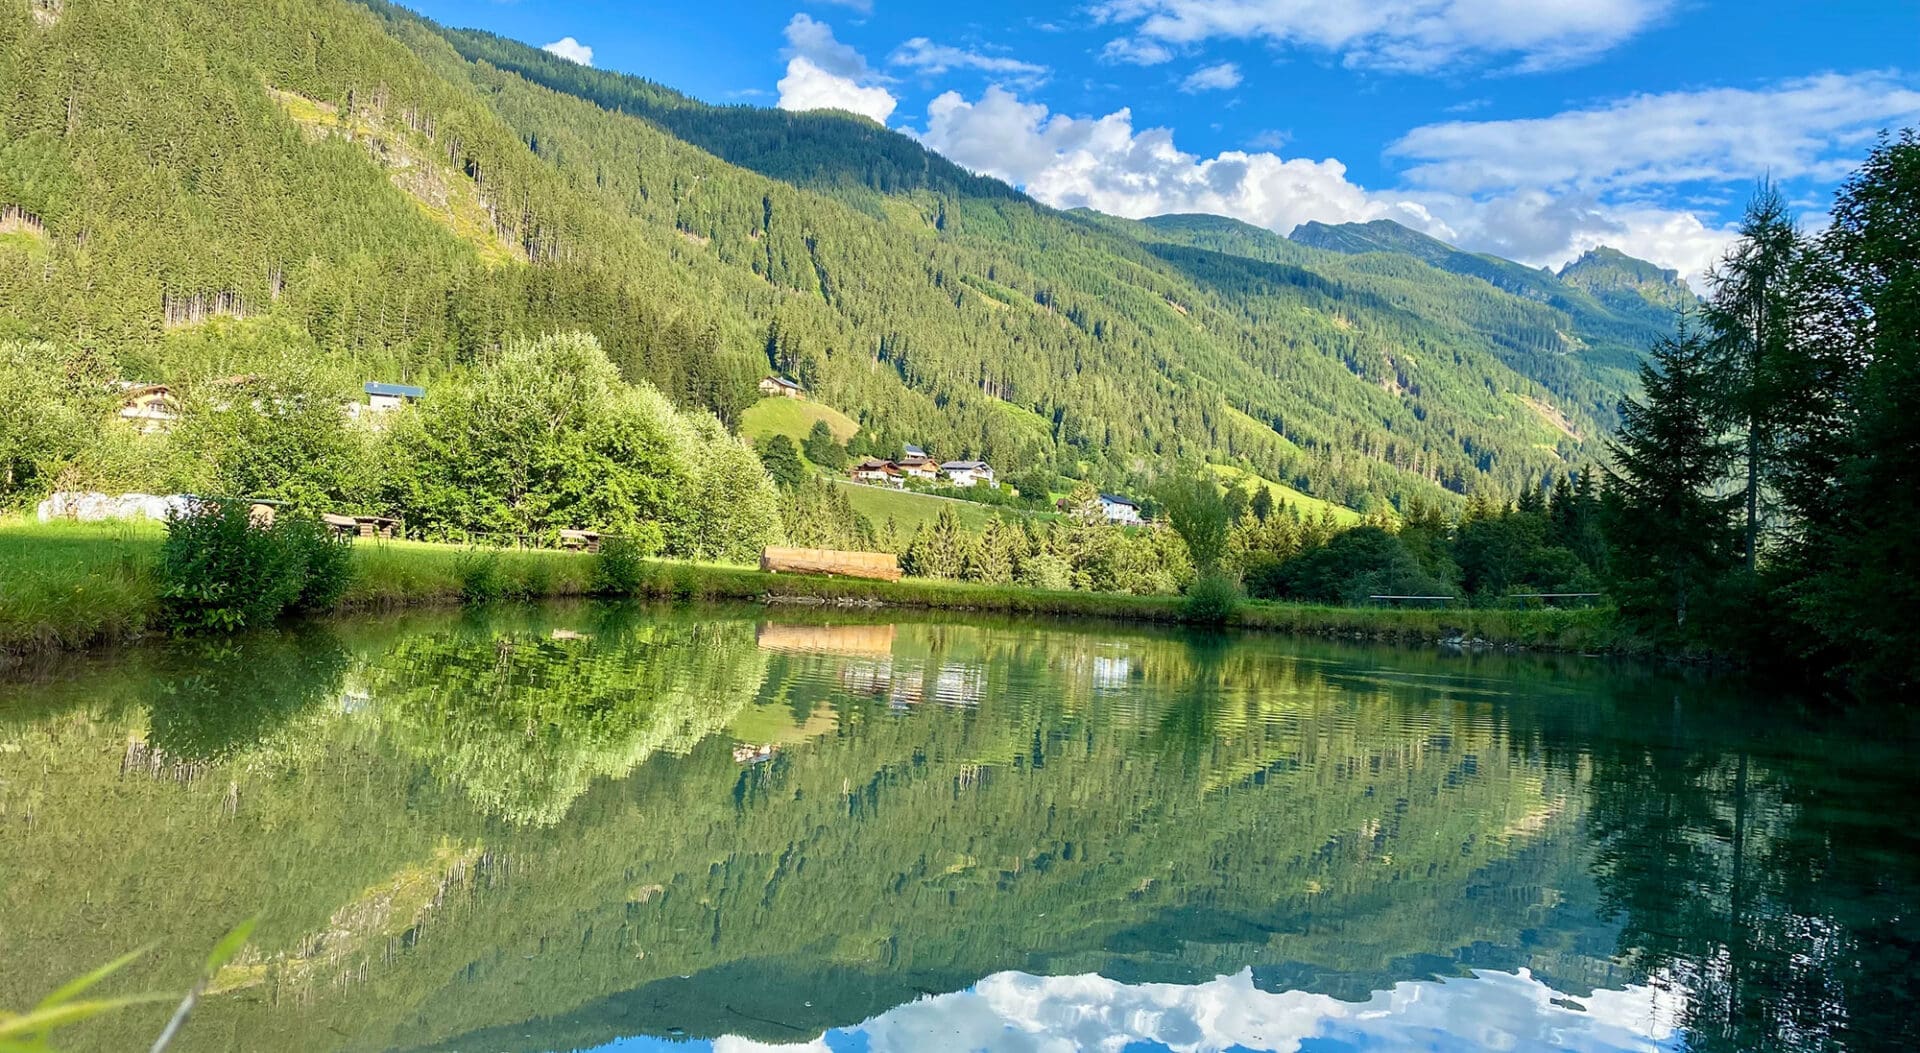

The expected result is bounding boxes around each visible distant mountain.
[1557,247,1696,318]
[1288,219,1689,379]
[0,0,1680,517]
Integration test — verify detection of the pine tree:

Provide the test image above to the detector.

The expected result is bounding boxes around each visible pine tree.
[1797,132,1920,686]
[1704,183,1800,573]
[760,435,805,489]
[1605,322,1740,635]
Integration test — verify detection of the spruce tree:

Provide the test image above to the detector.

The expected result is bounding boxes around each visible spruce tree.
[1605,322,1740,636]
[1704,183,1800,573]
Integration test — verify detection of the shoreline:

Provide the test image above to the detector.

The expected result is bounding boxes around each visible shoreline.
[0,523,1630,664]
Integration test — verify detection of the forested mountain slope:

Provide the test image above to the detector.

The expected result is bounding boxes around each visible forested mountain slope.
[0,0,1676,514]
[1289,219,1691,390]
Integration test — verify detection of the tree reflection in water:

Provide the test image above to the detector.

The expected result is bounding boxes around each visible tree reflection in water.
[0,607,1913,1052]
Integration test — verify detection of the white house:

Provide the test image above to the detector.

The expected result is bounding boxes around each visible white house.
[1099,494,1143,525]
[364,381,425,412]
[940,460,997,488]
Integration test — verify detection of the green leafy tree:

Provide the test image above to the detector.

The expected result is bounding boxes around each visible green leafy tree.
[0,341,114,505]
[1156,468,1230,574]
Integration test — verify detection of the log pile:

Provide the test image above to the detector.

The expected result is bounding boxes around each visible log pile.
[758,547,902,583]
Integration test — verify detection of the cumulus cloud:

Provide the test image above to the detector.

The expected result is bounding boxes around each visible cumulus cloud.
[776,14,897,124]
[1100,35,1174,66]
[1093,0,1675,73]
[1389,71,1920,196]
[890,38,1049,86]
[1180,62,1242,92]
[914,71,1920,286]
[783,13,869,78]
[919,85,1448,247]
[742,968,1685,1052]
[540,37,593,66]
[779,58,898,123]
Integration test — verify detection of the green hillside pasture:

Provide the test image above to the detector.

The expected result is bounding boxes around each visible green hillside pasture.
[834,480,1041,536]
[739,399,862,468]
[1208,464,1363,526]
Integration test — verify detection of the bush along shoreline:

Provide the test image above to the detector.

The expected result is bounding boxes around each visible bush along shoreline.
[0,514,1628,664]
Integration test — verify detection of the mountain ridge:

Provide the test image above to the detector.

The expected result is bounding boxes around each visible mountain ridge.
[0,0,1676,516]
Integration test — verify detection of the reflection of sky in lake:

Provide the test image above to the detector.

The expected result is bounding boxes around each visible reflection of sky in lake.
[573,968,1687,1053]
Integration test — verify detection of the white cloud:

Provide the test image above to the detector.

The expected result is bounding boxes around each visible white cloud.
[914,71,1920,287]
[779,57,898,123]
[1390,71,1920,195]
[540,37,593,66]
[782,13,869,78]
[738,968,1685,1052]
[1094,0,1673,73]
[776,14,897,124]
[1100,36,1174,66]
[890,38,1049,86]
[809,0,872,12]
[1180,62,1242,92]
[919,86,1448,247]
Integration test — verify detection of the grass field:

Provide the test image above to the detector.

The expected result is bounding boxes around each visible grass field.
[0,517,1626,662]
[834,480,1048,535]
[738,397,861,449]
[1208,464,1363,526]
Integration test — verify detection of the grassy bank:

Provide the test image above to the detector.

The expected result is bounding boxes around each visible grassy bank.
[0,519,1626,661]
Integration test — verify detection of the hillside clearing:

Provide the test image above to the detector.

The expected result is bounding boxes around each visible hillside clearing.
[834,480,1043,536]
[740,397,861,448]
[1208,464,1363,526]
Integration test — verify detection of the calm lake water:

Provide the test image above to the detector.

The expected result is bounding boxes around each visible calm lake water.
[2,605,1915,1052]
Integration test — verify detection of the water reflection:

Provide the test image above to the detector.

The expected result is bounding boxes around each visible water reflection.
[0,606,1914,1052]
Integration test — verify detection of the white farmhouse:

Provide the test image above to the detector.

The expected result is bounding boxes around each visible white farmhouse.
[1099,494,1143,525]
[940,460,996,488]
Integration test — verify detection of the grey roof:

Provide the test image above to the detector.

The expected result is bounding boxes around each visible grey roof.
[1099,493,1139,507]
[763,375,803,389]
[941,460,990,471]
[365,381,425,398]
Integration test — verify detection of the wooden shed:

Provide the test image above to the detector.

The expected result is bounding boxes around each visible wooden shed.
[759,546,902,582]
[323,513,400,540]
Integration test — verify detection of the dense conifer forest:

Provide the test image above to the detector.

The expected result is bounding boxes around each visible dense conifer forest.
[0,0,1690,518]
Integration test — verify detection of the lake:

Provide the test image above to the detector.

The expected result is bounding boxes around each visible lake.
[1,604,1915,1052]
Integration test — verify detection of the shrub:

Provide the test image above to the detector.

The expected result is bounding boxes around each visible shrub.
[591,535,648,596]
[276,515,352,613]
[456,550,506,605]
[1018,553,1073,591]
[1183,571,1243,625]
[157,502,346,632]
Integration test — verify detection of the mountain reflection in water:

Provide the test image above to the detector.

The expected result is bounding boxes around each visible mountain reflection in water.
[0,604,1913,1052]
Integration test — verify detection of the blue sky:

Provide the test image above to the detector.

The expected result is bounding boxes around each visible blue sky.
[405,0,1920,283]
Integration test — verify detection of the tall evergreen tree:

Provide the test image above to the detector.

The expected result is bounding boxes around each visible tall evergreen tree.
[1704,183,1800,573]
[1797,132,1920,686]
[1605,322,1741,636]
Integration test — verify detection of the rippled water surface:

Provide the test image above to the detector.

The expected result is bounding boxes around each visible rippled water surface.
[2,605,1915,1052]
